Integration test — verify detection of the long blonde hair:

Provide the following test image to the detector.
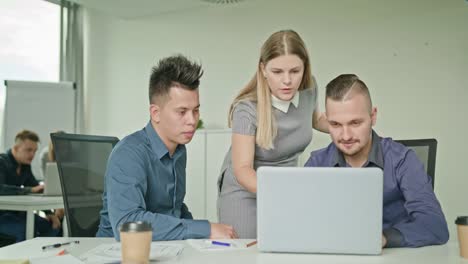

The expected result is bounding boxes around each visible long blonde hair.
[228,30,314,149]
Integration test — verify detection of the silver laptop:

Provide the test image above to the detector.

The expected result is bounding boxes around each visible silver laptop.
[31,162,63,196]
[257,167,383,255]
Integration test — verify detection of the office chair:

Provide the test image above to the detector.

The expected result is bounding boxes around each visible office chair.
[0,233,16,247]
[395,138,437,189]
[51,133,119,237]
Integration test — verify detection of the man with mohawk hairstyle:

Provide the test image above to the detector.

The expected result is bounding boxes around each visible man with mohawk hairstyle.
[97,55,237,241]
[305,74,449,248]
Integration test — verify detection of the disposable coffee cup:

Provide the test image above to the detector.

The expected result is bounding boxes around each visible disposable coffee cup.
[120,221,152,264]
[456,216,468,259]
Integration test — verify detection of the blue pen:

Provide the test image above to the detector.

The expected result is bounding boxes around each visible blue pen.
[206,240,231,247]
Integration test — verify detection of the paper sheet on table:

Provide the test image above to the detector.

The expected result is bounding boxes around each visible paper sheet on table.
[79,243,183,264]
[187,239,256,252]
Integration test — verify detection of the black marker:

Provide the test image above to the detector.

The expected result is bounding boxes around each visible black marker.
[41,240,80,250]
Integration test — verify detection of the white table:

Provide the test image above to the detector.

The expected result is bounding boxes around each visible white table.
[0,195,64,240]
[0,237,466,264]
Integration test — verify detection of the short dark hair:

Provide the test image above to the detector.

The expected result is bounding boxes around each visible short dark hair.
[15,130,40,144]
[326,74,372,109]
[149,55,203,104]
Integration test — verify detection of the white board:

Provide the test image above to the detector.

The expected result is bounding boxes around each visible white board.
[2,80,76,179]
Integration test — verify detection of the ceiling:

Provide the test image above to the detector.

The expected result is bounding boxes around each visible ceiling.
[61,0,246,19]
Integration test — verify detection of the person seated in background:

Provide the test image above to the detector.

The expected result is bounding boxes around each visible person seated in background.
[39,131,66,224]
[39,130,65,179]
[304,74,449,248]
[0,130,62,242]
[96,55,237,241]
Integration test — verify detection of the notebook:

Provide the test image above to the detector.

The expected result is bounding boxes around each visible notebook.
[257,166,383,255]
[31,162,62,196]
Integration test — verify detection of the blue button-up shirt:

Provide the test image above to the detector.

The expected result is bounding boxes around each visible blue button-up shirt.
[97,122,210,241]
[304,131,449,247]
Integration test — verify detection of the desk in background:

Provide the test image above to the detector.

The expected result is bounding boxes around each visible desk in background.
[0,237,465,264]
[0,195,64,240]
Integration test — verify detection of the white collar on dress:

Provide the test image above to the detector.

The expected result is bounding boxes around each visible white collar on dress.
[271,91,300,113]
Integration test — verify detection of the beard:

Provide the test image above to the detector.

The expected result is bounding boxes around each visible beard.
[336,139,363,157]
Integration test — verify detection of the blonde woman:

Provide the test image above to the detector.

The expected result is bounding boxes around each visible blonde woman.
[217,30,328,238]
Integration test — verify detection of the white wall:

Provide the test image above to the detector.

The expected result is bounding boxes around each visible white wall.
[84,0,468,238]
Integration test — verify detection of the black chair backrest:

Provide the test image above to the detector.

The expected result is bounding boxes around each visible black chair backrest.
[0,233,16,247]
[51,133,119,237]
[395,138,437,189]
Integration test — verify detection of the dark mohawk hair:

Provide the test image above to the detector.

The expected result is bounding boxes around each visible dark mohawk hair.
[149,55,203,103]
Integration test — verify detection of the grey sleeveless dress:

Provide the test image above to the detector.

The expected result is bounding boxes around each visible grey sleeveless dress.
[217,87,317,238]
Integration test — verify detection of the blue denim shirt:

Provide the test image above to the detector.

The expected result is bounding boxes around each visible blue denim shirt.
[304,131,449,248]
[96,121,210,240]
